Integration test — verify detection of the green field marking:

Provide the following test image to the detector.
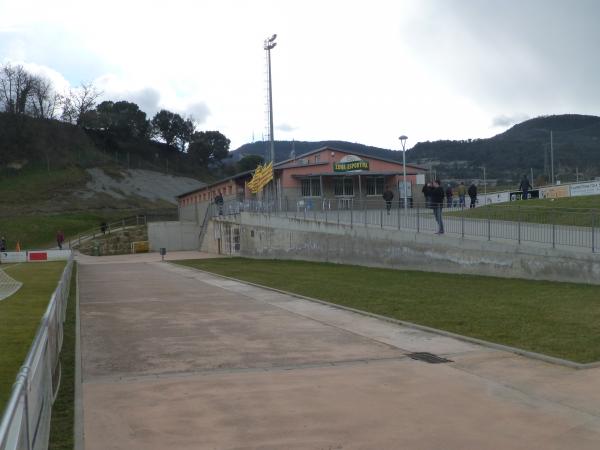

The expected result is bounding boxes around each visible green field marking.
[174,258,600,364]
[0,261,67,410]
[48,263,77,450]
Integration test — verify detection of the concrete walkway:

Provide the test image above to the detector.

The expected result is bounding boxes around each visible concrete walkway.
[78,252,600,449]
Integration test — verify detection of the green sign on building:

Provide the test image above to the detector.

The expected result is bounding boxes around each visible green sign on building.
[333,160,369,172]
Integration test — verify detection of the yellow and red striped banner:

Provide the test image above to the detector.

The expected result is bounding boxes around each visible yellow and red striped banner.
[248,162,273,194]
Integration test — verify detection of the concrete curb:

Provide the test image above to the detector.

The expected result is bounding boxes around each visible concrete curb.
[73,263,84,450]
[169,262,600,370]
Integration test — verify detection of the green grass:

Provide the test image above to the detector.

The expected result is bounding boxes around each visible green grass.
[174,258,600,364]
[48,263,77,450]
[0,212,125,250]
[0,262,66,410]
[0,166,89,206]
[449,194,600,227]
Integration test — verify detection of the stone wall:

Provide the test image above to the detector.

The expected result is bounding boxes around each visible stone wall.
[204,213,600,285]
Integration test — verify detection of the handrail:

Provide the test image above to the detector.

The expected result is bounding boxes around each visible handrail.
[0,253,74,450]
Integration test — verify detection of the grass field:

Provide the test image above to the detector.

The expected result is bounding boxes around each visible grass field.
[450,194,600,227]
[0,261,67,410]
[48,264,77,450]
[174,258,600,364]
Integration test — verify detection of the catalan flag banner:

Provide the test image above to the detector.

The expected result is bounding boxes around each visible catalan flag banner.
[248,162,274,194]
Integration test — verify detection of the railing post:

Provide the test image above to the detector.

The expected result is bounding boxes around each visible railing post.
[461,208,465,238]
[350,202,353,228]
[487,206,491,241]
[518,206,521,245]
[552,222,556,249]
[337,204,340,225]
[592,210,596,253]
[397,202,401,230]
[380,207,383,228]
[364,200,367,227]
[416,204,420,233]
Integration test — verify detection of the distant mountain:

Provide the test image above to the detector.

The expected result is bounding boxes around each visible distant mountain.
[408,114,600,182]
[229,140,402,163]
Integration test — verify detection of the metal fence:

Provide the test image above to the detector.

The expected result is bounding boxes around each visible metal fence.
[0,254,74,450]
[211,197,600,253]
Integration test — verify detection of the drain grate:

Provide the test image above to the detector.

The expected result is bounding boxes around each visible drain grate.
[408,352,453,364]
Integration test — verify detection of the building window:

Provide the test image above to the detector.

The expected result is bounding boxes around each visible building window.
[366,177,385,196]
[301,178,321,197]
[334,178,354,196]
[315,154,320,163]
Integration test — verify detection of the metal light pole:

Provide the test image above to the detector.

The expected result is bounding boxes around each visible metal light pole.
[399,135,408,209]
[264,34,277,164]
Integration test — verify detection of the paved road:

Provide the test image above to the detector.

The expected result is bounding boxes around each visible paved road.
[79,252,600,449]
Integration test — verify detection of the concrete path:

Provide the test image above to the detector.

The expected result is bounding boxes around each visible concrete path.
[78,252,600,449]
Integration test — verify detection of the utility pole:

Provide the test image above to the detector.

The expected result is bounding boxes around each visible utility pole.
[399,135,408,209]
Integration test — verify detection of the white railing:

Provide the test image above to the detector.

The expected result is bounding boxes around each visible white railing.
[0,253,74,450]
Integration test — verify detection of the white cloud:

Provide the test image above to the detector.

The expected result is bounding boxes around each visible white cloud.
[0,0,598,151]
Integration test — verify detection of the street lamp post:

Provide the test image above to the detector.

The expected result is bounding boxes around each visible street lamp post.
[399,135,408,210]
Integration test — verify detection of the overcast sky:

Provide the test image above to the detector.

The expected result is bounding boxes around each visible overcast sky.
[1,0,599,151]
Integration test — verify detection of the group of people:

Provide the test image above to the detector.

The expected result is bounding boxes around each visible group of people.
[423,182,478,210]
[420,181,479,234]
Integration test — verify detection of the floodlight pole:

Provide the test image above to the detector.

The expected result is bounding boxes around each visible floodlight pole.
[264,34,277,208]
[264,34,277,165]
[399,135,408,209]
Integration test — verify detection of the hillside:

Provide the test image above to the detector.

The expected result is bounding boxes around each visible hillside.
[408,114,600,181]
[230,115,600,183]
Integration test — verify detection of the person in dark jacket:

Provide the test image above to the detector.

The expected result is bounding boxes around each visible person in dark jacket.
[382,186,394,214]
[422,182,432,208]
[445,185,453,208]
[468,183,477,208]
[519,175,532,200]
[214,191,224,215]
[430,179,445,234]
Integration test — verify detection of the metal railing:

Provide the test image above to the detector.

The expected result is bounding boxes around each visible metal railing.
[0,254,74,450]
[211,197,600,253]
[69,215,147,249]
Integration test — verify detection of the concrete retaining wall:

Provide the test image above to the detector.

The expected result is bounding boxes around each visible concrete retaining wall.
[206,213,600,285]
[149,221,201,252]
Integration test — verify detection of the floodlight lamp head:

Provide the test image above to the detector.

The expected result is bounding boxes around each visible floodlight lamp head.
[269,34,277,42]
[399,135,408,142]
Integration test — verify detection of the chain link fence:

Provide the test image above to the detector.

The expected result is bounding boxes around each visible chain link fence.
[0,254,74,450]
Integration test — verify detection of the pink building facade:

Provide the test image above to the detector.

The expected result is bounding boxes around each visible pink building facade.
[177,147,426,211]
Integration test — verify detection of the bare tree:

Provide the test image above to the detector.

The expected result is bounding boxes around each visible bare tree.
[28,76,61,119]
[61,82,102,125]
[0,63,35,114]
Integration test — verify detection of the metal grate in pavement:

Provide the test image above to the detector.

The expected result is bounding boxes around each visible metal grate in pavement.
[408,352,453,364]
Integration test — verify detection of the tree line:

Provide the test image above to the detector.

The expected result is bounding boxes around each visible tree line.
[0,63,232,168]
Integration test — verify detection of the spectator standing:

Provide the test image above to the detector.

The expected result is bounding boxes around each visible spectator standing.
[382,186,394,214]
[457,182,466,208]
[422,182,432,208]
[468,183,478,208]
[0,236,6,253]
[56,230,65,250]
[430,179,445,234]
[519,175,532,200]
[214,191,224,215]
[445,185,453,209]
[100,222,108,235]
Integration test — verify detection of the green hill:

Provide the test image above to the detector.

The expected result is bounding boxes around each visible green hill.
[230,115,600,183]
[408,114,600,181]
